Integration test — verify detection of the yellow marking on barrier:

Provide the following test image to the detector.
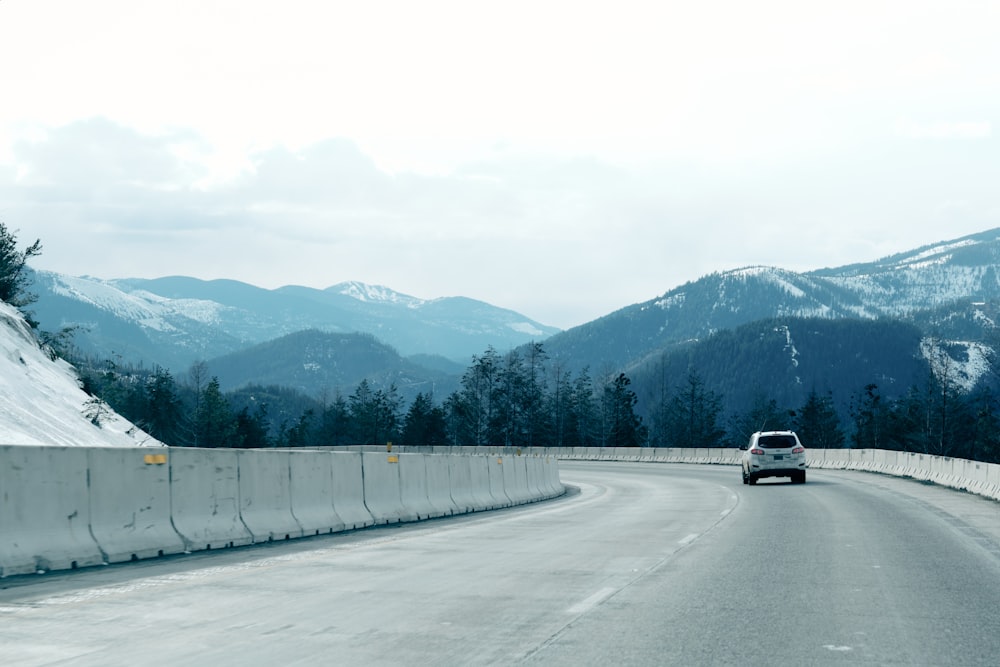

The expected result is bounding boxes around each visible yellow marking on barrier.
[144,453,167,465]
[387,455,399,463]
[497,457,503,464]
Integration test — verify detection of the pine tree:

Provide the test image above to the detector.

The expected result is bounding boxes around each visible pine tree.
[602,373,647,447]
[729,392,791,447]
[0,221,42,311]
[348,379,401,445]
[850,383,884,449]
[795,389,844,449]
[664,371,725,448]
[236,404,271,448]
[400,392,449,446]
[144,367,185,445]
[316,393,350,447]
[194,377,240,448]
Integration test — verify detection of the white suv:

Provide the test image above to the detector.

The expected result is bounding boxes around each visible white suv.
[741,430,807,485]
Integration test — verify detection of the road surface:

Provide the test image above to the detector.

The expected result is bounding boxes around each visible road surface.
[2,462,999,665]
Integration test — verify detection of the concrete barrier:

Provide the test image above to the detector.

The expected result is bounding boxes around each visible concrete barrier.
[425,455,459,516]
[0,446,104,576]
[362,452,413,524]
[87,447,185,563]
[289,450,345,537]
[398,454,443,520]
[330,452,374,530]
[507,455,531,504]
[170,448,253,552]
[545,456,565,496]
[524,455,543,499]
[1,445,564,577]
[488,456,511,508]
[469,455,497,510]
[448,455,479,514]
[238,450,303,543]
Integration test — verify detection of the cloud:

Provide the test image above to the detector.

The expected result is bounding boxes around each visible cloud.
[12,118,208,196]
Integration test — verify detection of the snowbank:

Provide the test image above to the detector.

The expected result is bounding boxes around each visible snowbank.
[0,302,162,447]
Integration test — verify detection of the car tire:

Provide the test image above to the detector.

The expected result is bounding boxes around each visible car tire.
[742,468,749,485]
[748,474,757,486]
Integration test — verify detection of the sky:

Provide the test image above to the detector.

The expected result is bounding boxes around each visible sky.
[1,1,998,329]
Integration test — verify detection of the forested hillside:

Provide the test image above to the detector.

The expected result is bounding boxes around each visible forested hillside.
[628,317,929,424]
[204,329,459,402]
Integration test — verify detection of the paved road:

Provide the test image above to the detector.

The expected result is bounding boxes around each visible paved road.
[2,463,1000,665]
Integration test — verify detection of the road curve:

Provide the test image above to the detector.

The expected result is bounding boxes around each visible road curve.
[1,462,999,666]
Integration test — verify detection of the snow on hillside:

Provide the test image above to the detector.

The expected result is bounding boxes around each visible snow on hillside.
[335,281,424,307]
[920,337,992,393]
[0,301,163,447]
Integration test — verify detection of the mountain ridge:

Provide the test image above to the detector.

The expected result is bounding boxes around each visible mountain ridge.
[29,272,560,371]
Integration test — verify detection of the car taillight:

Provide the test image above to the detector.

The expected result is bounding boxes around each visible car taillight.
[792,447,804,453]
[750,448,765,455]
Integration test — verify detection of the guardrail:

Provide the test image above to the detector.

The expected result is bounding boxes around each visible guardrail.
[0,447,564,578]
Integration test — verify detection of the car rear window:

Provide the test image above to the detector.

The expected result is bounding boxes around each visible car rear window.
[758,435,797,449]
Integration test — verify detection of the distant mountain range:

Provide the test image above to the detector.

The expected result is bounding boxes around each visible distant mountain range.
[26,228,1000,419]
[27,274,560,371]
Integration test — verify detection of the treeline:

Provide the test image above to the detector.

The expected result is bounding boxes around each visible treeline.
[76,340,1000,464]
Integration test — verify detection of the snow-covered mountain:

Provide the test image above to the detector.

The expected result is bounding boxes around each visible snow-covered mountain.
[543,228,1000,377]
[0,301,161,447]
[28,274,561,371]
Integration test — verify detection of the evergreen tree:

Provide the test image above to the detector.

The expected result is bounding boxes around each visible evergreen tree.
[0,221,42,311]
[663,371,725,448]
[144,367,185,445]
[729,392,791,447]
[348,379,401,445]
[193,377,241,448]
[602,373,647,447]
[968,388,1000,463]
[568,367,599,447]
[521,342,548,447]
[400,392,450,446]
[316,393,351,447]
[457,347,502,446]
[547,361,573,448]
[235,404,271,448]
[795,389,844,449]
[850,383,885,449]
[283,409,315,447]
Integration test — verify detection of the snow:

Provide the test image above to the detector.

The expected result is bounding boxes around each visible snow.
[508,322,544,336]
[919,337,992,394]
[894,239,978,267]
[46,272,227,328]
[335,281,424,307]
[0,301,163,447]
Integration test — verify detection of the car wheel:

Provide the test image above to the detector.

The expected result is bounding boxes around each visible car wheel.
[742,468,749,485]
[799,471,807,484]
[748,474,757,486]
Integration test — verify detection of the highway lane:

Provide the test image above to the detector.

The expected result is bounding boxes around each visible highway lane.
[2,462,999,665]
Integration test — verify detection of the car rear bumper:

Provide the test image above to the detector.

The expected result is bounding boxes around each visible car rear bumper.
[749,465,805,479]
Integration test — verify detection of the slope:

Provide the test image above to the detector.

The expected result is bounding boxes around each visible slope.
[0,301,162,447]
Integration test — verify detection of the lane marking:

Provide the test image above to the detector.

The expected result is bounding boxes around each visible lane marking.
[679,533,699,546]
[567,587,616,614]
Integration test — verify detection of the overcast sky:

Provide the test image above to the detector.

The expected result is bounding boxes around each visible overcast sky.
[1,1,997,329]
